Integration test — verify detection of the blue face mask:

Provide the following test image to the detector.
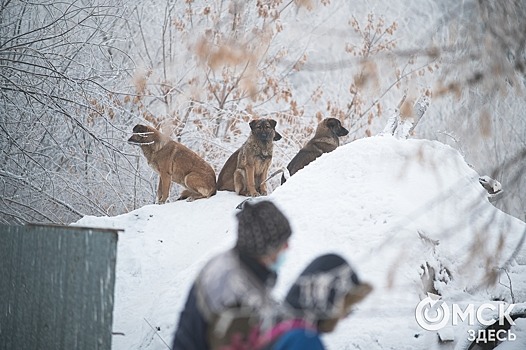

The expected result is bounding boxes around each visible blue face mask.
[269,251,287,272]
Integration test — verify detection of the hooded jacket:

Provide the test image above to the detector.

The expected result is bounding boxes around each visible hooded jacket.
[172,248,277,350]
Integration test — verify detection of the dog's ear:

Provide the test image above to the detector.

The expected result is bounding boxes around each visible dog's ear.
[273,131,282,141]
[268,119,277,129]
[249,120,257,130]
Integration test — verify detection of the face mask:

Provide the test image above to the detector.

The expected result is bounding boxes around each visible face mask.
[269,251,287,272]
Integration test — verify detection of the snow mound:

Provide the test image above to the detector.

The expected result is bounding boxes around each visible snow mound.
[270,135,526,349]
[74,135,526,350]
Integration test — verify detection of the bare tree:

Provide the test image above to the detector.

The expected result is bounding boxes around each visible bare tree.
[417,0,526,219]
[0,0,146,224]
[1,0,524,224]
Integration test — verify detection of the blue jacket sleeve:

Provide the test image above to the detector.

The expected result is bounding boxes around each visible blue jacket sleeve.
[172,284,209,350]
[271,328,325,350]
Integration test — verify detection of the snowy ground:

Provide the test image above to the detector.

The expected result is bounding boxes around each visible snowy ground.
[74,135,526,349]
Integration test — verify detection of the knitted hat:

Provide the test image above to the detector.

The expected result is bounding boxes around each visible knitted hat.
[285,254,366,319]
[235,200,292,257]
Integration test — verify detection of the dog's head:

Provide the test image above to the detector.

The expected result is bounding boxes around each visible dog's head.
[249,119,282,142]
[324,118,349,137]
[128,124,157,146]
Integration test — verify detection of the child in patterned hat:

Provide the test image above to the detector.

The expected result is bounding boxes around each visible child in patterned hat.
[257,254,372,349]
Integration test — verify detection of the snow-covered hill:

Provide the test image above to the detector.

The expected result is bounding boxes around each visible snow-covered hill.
[74,135,526,349]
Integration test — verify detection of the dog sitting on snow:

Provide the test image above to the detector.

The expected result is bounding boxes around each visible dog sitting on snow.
[217,119,282,197]
[128,124,216,203]
[282,118,348,184]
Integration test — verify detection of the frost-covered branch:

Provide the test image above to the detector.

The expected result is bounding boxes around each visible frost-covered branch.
[381,94,429,139]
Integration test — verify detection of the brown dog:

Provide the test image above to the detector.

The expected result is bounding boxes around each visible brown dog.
[128,124,216,203]
[281,118,348,184]
[217,119,282,197]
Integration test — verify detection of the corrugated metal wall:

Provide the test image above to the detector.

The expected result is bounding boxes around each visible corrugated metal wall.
[0,224,119,350]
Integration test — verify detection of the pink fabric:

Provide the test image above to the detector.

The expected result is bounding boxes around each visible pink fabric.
[219,319,317,350]
[256,319,317,348]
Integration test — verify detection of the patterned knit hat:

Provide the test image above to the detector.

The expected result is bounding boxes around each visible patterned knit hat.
[285,254,365,319]
[235,200,292,257]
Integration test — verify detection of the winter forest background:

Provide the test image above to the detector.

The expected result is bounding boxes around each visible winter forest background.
[1,0,525,225]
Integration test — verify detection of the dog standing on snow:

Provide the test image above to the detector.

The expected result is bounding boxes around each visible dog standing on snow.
[128,124,217,203]
[217,119,282,197]
[281,118,348,184]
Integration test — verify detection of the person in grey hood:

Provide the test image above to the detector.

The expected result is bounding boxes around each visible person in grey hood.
[172,200,292,350]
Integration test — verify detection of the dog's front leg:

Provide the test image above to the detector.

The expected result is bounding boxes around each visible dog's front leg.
[158,173,171,204]
[245,165,259,197]
[157,176,163,203]
[259,167,269,196]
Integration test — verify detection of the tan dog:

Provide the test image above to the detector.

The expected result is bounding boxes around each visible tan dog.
[281,118,348,184]
[217,119,282,197]
[128,124,216,203]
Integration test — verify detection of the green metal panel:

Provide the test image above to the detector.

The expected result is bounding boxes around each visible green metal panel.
[0,224,119,350]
